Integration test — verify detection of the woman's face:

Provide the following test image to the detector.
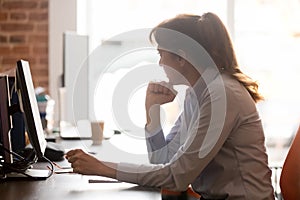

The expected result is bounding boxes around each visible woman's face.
[158,49,186,85]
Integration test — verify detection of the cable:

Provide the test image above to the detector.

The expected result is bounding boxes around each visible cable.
[42,156,54,178]
[0,143,25,160]
[0,143,36,173]
[0,143,54,179]
[10,81,16,97]
[0,143,36,170]
[0,142,38,163]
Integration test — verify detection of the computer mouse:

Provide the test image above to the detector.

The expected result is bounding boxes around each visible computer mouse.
[43,142,65,162]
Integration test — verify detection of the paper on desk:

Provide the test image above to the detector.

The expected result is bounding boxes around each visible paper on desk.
[54,168,74,174]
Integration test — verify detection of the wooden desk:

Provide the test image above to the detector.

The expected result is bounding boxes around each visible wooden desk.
[0,173,160,200]
[0,136,161,200]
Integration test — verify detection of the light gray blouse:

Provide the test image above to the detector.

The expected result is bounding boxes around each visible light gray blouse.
[116,70,275,200]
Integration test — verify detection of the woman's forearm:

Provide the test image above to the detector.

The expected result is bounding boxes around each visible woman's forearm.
[100,161,118,179]
[146,104,161,133]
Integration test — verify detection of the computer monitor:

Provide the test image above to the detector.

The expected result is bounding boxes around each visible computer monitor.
[8,76,26,153]
[0,76,13,164]
[15,60,47,158]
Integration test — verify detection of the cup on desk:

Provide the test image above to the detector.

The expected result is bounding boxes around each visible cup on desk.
[91,121,104,145]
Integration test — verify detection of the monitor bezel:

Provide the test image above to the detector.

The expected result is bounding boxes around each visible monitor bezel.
[16,60,47,158]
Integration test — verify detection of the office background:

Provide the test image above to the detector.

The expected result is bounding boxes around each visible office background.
[0,0,48,88]
[1,0,300,162]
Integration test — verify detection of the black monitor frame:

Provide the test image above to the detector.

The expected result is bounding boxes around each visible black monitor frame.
[0,76,13,164]
[15,60,47,159]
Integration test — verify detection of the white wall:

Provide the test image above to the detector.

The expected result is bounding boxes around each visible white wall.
[48,0,234,127]
[49,0,77,125]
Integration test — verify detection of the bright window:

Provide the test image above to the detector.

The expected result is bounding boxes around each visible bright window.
[234,0,300,146]
[76,0,300,155]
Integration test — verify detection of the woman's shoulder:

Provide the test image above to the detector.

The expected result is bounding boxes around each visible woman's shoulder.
[205,73,256,107]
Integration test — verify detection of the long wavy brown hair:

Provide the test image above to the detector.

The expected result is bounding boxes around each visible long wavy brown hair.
[150,12,264,102]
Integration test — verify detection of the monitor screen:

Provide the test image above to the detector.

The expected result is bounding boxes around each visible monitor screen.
[0,76,13,164]
[15,60,47,158]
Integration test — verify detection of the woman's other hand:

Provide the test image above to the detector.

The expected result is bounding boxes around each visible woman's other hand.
[66,149,117,178]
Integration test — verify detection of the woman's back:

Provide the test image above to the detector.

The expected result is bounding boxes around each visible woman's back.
[192,73,274,199]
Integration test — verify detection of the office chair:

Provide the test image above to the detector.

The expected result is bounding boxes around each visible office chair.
[279,125,300,200]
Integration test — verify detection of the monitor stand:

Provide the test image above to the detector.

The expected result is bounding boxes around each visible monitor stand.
[4,168,51,180]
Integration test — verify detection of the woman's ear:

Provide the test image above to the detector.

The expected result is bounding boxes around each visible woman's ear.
[177,49,186,67]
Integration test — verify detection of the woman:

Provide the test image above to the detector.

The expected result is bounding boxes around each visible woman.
[66,12,274,199]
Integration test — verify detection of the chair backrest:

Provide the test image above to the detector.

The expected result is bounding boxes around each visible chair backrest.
[280,125,300,200]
